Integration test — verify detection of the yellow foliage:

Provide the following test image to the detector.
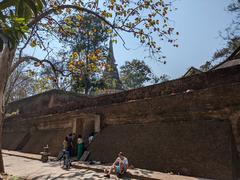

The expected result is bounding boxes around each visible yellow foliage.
[76,15,83,21]
[66,8,72,14]
[107,29,113,34]
[101,10,107,17]
[91,55,98,61]
[2,28,9,33]
[30,40,37,47]
[110,0,116,4]
[95,49,102,54]
[77,61,84,65]
[72,52,78,59]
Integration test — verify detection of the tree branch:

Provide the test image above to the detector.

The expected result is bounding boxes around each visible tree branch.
[10,56,65,77]
[28,5,115,30]
[18,25,37,60]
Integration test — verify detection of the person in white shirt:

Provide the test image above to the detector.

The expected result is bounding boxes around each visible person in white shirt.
[104,152,128,178]
[88,132,94,145]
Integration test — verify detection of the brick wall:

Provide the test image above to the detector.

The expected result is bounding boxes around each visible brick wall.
[89,120,237,180]
[4,65,240,179]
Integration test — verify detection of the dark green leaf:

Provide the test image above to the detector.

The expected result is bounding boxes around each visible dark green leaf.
[23,0,38,17]
[17,0,24,17]
[0,0,14,10]
[0,11,6,22]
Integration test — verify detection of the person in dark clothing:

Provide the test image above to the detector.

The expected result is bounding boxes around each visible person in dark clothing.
[72,133,77,156]
[67,133,73,157]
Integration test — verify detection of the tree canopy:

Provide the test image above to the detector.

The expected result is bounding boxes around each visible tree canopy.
[0,0,177,93]
[120,59,168,89]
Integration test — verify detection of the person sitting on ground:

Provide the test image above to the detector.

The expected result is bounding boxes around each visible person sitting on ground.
[104,152,128,178]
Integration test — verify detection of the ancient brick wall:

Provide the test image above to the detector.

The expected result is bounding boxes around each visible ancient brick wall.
[4,65,240,180]
[6,65,240,117]
[6,89,92,115]
[3,112,97,155]
[88,120,237,180]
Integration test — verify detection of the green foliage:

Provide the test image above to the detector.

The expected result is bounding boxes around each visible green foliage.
[59,14,109,52]
[0,0,177,94]
[120,59,155,89]
[104,78,118,89]
[57,14,109,94]
[0,0,46,48]
[0,0,177,57]
[71,75,105,94]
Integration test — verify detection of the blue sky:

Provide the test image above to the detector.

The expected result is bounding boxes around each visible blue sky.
[113,0,234,79]
[26,0,234,80]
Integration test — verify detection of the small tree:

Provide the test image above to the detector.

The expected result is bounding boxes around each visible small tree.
[120,59,161,89]
[57,14,109,94]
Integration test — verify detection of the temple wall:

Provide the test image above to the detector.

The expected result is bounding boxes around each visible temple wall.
[6,65,240,117]
[3,112,98,155]
[6,90,92,115]
[88,120,237,180]
[4,65,240,180]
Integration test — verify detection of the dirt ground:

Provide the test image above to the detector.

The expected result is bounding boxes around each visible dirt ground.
[3,154,120,180]
[2,153,217,180]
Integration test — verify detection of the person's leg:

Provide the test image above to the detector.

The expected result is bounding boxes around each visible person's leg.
[69,146,72,157]
[77,144,80,160]
[104,165,116,178]
[107,165,116,175]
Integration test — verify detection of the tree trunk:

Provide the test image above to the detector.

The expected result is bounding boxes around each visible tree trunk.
[0,45,16,173]
[0,110,4,173]
[84,75,91,95]
[0,64,6,173]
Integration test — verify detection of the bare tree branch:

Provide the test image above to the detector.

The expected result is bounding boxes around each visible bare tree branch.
[18,25,37,60]
[11,56,64,76]
[28,5,115,30]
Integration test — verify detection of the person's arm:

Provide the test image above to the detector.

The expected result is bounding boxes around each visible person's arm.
[124,158,129,169]
[113,157,119,166]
